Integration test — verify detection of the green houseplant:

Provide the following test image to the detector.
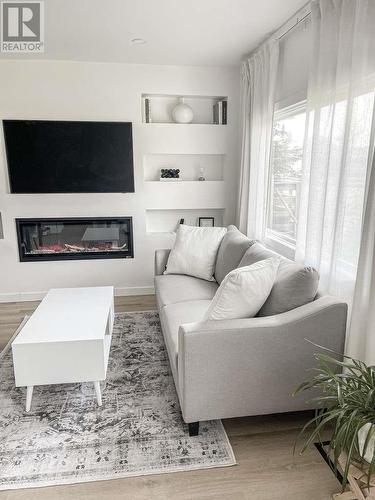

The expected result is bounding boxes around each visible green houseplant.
[294,345,375,489]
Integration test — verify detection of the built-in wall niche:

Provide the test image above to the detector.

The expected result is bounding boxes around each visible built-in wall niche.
[141,94,228,125]
[143,154,224,181]
[146,209,224,234]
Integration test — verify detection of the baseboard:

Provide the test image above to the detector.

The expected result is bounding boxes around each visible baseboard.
[114,286,155,297]
[0,286,155,303]
[0,292,44,303]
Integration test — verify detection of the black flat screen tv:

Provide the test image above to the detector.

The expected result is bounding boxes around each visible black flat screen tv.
[3,120,135,193]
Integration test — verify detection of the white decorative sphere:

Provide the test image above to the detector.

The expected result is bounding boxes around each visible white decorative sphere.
[172,98,194,124]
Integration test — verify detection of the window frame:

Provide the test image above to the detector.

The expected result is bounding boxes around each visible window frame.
[265,100,307,260]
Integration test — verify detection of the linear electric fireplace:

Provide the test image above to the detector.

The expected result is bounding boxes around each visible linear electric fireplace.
[16,217,133,262]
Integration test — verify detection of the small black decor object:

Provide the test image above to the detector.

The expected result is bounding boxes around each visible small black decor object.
[160,168,180,179]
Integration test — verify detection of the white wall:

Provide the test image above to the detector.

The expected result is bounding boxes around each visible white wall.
[0,60,239,301]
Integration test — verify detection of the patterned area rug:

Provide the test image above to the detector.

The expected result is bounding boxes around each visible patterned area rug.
[0,311,235,490]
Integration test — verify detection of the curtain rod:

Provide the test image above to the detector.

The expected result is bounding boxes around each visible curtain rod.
[277,10,311,40]
[242,2,311,61]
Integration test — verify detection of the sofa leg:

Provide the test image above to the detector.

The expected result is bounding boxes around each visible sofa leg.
[188,422,200,437]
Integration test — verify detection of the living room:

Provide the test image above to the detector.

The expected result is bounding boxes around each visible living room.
[0,1,374,499]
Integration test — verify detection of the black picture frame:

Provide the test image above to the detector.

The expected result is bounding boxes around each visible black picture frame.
[198,217,215,227]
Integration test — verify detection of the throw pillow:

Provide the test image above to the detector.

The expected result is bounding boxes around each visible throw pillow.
[214,226,255,284]
[204,257,280,320]
[164,224,227,281]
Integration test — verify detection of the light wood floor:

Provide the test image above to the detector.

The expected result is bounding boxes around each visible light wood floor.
[0,296,338,500]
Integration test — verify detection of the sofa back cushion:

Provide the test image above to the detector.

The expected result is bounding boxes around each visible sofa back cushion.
[238,242,319,316]
[214,226,255,284]
[164,224,227,281]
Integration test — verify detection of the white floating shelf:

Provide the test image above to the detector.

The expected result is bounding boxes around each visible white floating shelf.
[143,153,224,181]
[158,178,182,182]
[145,180,224,184]
[146,209,225,234]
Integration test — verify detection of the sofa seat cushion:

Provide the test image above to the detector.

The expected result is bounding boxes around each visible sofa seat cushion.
[239,242,319,316]
[214,225,255,284]
[160,300,211,371]
[155,274,218,308]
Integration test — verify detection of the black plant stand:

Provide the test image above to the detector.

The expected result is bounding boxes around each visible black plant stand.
[314,441,375,499]
[314,441,343,484]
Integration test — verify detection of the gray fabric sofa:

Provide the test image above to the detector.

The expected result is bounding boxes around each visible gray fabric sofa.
[154,229,347,436]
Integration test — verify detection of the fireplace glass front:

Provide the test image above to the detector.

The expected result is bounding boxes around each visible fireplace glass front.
[16,217,133,261]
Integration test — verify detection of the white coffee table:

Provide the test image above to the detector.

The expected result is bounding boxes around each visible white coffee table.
[12,286,114,412]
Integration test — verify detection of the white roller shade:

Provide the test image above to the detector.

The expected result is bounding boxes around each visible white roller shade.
[275,17,312,108]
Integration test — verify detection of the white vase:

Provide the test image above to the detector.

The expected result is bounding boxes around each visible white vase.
[172,98,194,124]
[358,423,375,463]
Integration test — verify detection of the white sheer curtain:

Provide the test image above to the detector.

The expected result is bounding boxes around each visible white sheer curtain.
[347,150,375,364]
[295,0,375,301]
[237,40,279,239]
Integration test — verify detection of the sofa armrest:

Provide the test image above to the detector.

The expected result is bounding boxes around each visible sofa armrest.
[154,249,171,276]
[177,296,347,422]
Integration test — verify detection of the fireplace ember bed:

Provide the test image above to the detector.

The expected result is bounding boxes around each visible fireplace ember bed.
[16,217,133,262]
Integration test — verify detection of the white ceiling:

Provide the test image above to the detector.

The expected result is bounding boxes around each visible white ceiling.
[0,0,307,66]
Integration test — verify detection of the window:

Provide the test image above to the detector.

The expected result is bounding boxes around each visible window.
[266,102,306,253]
